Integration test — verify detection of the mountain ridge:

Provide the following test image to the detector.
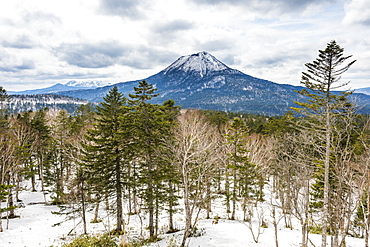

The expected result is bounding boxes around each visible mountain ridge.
[7,51,370,115]
[55,51,370,115]
[8,80,113,95]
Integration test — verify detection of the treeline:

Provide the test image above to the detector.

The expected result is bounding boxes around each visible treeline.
[1,41,370,247]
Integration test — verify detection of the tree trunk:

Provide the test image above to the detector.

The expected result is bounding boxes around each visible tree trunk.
[115,156,123,233]
[206,181,211,219]
[181,168,192,247]
[80,179,87,235]
[31,165,37,192]
[148,177,154,238]
[225,172,230,215]
[0,204,3,232]
[302,180,310,247]
[231,170,237,220]
[169,182,174,231]
[272,205,279,247]
[155,196,159,237]
[322,102,331,247]
[38,156,47,204]
[364,190,370,247]
[93,199,100,223]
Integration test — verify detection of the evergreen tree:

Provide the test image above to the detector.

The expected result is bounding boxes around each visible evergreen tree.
[0,86,16,231]
[128,80,178,238]
[224,117,259,221]
[30,108,52,201]
[154,99,181,233]
[82,86,129,234]
[0,86,9,120]
[292,40,356,247]
[48,110,72,204]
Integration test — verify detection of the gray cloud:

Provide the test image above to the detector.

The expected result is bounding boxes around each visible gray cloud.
[38,72,111,80]
[55,42,128,68]
[119,46,179,70]
[23,11,61,25]
[0,49,36,72]
[15,60,35,70]
[2,35,38,49]
[191,0,336,14]
[221,54,240,67]
[154,20,194,34]
[196,39,232,52]
[343,0,370,26]
[98,0,148,18]
[0,59,35,72]
[148,20,195,50]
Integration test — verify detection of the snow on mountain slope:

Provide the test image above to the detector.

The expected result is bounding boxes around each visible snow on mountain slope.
[7,94,89,114]
[355,87,370,96]
[8,81,112,95]
[163,51,230,77]
[65,80,113,88]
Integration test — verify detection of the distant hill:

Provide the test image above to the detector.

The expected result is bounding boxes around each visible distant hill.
[355,87,370,96]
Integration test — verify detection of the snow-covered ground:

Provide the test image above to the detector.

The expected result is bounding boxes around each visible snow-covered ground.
[0,182,365,247]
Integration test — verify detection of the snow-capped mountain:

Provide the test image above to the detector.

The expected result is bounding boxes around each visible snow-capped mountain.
[163,51,230,77]
[57,51,370,115]
[9,51,370,115]
[8,81,112,95]
[58,51,312,115]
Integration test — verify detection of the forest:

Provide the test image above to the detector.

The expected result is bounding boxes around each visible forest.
[1,41,370,247]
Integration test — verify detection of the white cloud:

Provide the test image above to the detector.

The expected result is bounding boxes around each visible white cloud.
[343,0,370,26]
[0,0,368,91]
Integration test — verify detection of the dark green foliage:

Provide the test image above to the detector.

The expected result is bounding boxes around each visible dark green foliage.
[61,234,118,247]
[82,86,129,233]
[292,40,357,244]
[224,117,263,220]
[261,112,297,135]
[128,80,180,238]
[0,184,16,213]
[0,86,10,120]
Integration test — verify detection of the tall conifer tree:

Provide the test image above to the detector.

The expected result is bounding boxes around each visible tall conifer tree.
[293,40,356,247]
[128,80,179,238]
[82,86,129,233]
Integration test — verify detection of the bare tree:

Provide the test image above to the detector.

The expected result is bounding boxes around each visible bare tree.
[271,130,317,247]
[172,109,219,247]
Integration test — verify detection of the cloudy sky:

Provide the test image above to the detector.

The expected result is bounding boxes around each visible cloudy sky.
[1,0,369,91]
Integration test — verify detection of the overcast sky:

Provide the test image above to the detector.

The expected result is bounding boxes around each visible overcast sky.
[1,0,369,91]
